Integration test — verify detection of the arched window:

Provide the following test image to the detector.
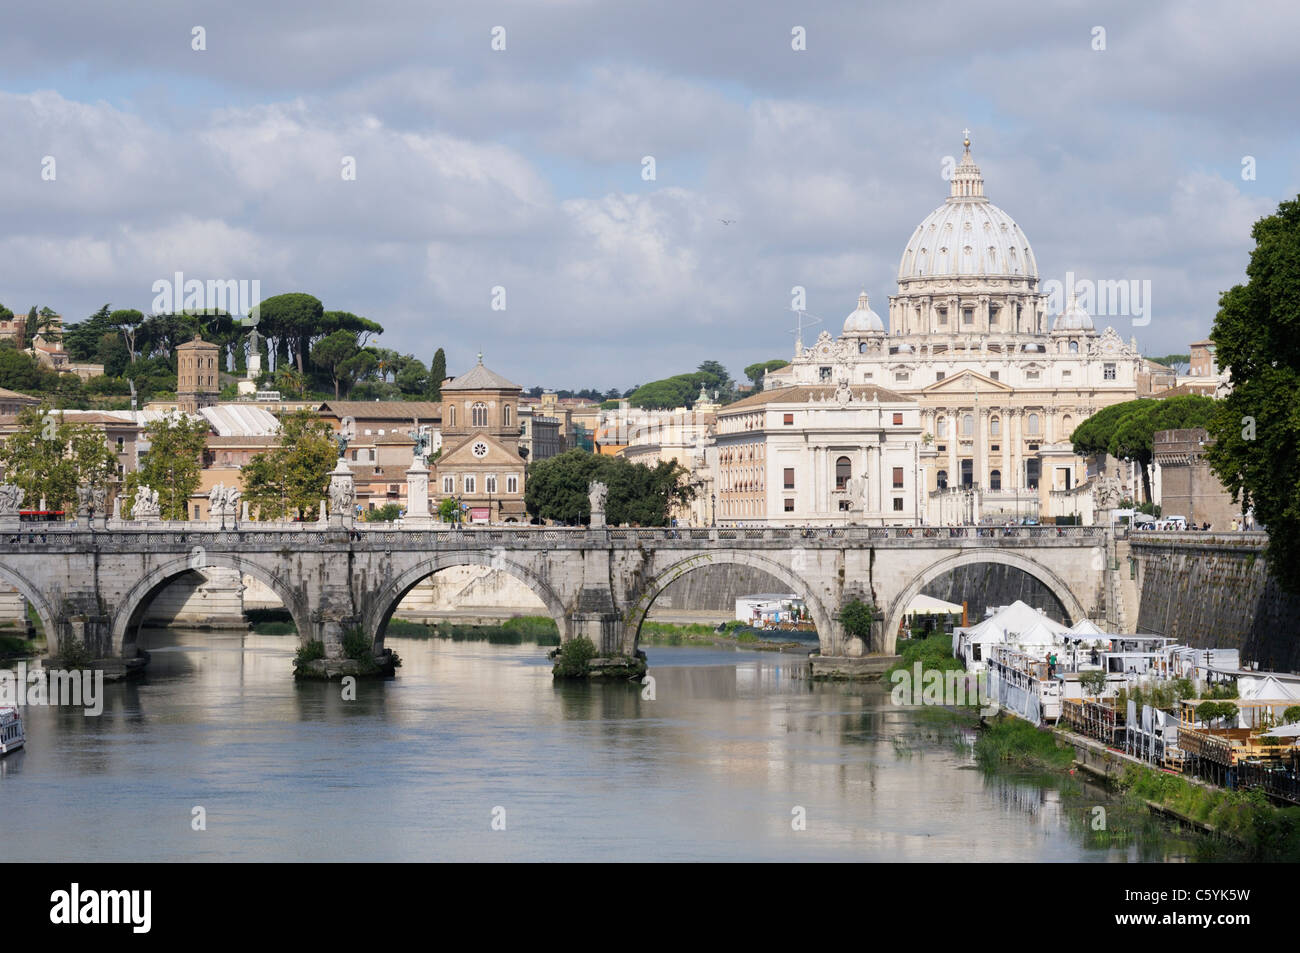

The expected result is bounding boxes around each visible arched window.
[448,405,456,428]
[990,470,1001,490]
[962,414,974,436]
[1062,415,1073,436]
[936,470,948,490]
[835,456,852,490]
[937,418,948,438]
[472,402,488,428]
[1028,413,1040,435]
[1069,340,1079,353]
[990,416,1000,436]
[503,404,512,428]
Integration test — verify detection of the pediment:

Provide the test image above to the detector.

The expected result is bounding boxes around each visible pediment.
[921,369,1013,394]
[437,432,522,467]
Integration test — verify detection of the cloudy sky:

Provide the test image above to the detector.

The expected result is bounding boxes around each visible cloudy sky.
[1,1,1297,390]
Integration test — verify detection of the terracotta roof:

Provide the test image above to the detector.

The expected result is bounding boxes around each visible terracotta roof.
[1157,382,1218,398]
[441,362,520,392]
[317,401,441,420]
[0,387,38,401]
[206,435,279,447]
[721,384,914,411]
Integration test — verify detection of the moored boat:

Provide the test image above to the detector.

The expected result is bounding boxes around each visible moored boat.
[0,706,24,754]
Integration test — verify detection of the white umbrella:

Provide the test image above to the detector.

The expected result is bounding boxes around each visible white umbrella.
[1261,722,1300,738]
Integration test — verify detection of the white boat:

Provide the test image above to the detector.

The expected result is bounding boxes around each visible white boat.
[0,707,24,755]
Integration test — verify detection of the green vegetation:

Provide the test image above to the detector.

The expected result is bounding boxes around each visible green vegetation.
[1195,701,1240,727]
[525,449,694,525]
[838,598,878,643]
[0,404,119,513]
[56,638,94,669]
[553,636,597,678]
[625,360,735,409]
[121,412,210,519]
[364,503,403,522]
[1117,677,1196,711]
[1115,764,1300,861]
[241,410,336,520]
[1078,670,1108,697]
[884,631,966,680]
[1284,706,1300,724]
[0,633,37,658]
[975,715,1076,771]
[1070,394,1216,502]
[294,640,326,667]
[1146,353,1190,370]
[427,348,446,400]
[342,627,373,662]
[743,359,789,393]
[1206,196,1300,593]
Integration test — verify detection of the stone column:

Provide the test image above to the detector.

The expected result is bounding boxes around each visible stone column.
[1012,409,1022,489]
[977,407,990,491]
[947,411,959,484]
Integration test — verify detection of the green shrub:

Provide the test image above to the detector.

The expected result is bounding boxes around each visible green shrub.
[553,636,596,677]
[294,640,326,667]
[1284,706,1300,725]
[342,627,373,661]
[839,598,879,642]
[1078,670,1108,696]
[974,715,1075,771]
[58,639,93,669]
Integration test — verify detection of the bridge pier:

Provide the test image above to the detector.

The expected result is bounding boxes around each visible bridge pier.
[50,612,147,680]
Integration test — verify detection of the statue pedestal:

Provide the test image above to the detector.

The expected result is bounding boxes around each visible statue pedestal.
[404,461,434,528]
[328,460,356,528]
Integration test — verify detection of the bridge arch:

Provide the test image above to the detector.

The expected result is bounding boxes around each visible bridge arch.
[623,549,837,655]
[366,552,570,650]
[0,561,58,644]
[111,554,309,657]
[883,550,1088,655]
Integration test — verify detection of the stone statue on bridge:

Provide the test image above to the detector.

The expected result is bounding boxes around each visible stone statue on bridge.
[0,482,23,516]
[1091,476,1121,511]
[329,476,356,514]
[133,485,160,520]
[407,421,430,464]
[588,481,608,528]
[207,484,241,521]
[843,475,869,513]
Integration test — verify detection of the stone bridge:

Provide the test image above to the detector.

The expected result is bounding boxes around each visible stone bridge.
[0,521,1113,674]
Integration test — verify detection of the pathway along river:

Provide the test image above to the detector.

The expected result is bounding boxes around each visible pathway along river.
[0,629,1238,861]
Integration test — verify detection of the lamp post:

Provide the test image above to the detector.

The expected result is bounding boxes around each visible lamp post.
[711,492,716,527]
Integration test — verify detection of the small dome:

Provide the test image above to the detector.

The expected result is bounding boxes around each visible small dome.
[843,291,885,333]
[1053,292,1094,331]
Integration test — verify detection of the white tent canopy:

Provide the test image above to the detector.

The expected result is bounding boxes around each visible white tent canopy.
[1069,619,1107,636]
[906,594,964,616]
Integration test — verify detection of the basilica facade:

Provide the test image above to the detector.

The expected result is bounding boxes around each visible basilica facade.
[759,136,1144,524]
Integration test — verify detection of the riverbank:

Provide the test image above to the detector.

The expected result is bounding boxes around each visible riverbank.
[638,620,813,652]
[975,713,1300,860]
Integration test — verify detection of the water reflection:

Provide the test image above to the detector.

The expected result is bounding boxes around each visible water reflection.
[0,628,1225,862]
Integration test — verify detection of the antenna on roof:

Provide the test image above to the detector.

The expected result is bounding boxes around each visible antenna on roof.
[789,310,824,354]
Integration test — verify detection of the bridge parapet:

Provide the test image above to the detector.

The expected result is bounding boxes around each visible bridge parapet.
[1,523,1111,554]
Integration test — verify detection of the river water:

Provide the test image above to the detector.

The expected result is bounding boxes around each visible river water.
[0,629,1225,862]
